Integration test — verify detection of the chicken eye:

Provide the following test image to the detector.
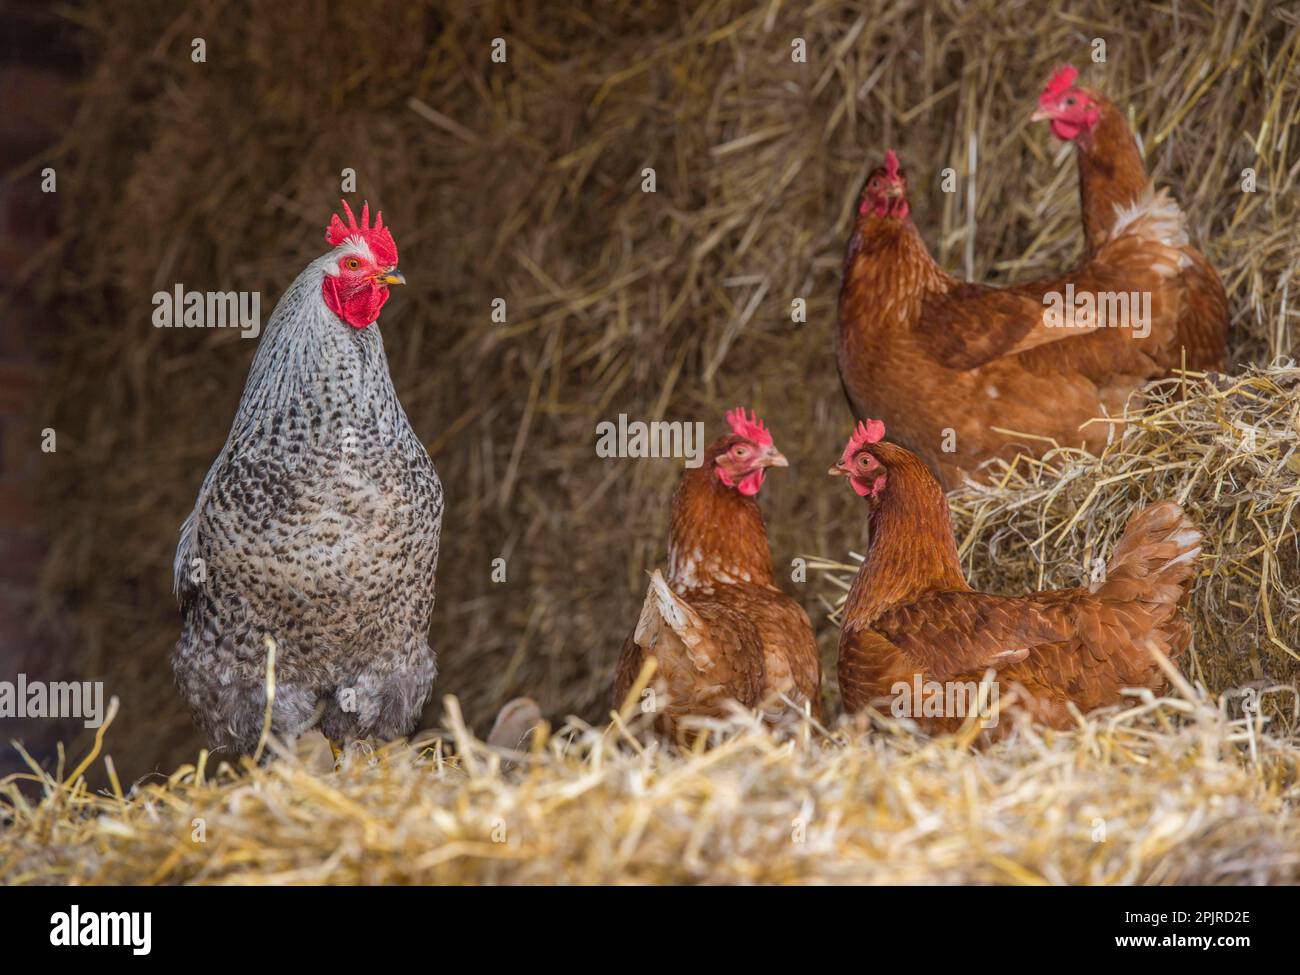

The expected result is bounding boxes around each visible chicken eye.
[1064,97,1076,106]
[869,178,880,189]
[858,456,870,468]
[733,445,749,458]
[345,258,361,271]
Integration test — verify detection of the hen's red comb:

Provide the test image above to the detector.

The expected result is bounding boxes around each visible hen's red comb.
[884,148,901,180]
[726,407,774,446]
[326,200,398,266]
[840,419,886,465]
[1039,65,1078,107]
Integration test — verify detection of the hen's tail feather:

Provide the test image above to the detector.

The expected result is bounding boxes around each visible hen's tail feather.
[1101,501,1202,595]
[1081,501,1201,668]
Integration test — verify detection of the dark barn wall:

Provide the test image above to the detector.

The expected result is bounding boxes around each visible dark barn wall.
[0,2,81,777]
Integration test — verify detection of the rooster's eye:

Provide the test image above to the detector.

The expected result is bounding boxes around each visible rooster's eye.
[734,446,749,458]
[345,258,361,271]
[1064,97,1075,106]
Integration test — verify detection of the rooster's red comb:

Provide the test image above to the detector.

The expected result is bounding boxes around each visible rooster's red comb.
[326,200,398,266]
[726,407,773,446]
[1039,65,1078,107]
[840,419,886,465]
[884,148,901,180]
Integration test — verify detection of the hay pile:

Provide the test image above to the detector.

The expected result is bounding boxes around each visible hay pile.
[3,689,1298,885]
[18,0,1300,790]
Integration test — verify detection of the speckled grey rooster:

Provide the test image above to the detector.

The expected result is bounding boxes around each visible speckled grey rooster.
[172,202,443,758]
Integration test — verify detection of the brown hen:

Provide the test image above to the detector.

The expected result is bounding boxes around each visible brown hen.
[832,420,1200,732]
[1034,65,1228,371]
[837,150,1190,488]
[613,409,821,736]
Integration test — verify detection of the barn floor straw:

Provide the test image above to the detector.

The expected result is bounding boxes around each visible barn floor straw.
[2,686,1298,885]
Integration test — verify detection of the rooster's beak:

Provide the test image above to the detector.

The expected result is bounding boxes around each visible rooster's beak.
[827,464,848,477]
[761,448,789,469]
[378,269,406,286]
[1030,107,1052,122]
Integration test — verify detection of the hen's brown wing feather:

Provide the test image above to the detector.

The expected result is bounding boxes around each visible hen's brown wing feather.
[918,237,1184,372]
[870,589,1078,681]
[615,575,766,733]
[660,591,766,709]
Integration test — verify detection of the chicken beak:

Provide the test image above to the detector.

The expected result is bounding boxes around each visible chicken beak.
[1030,107,1052,122]
[827,464,848,477]
[378,269,406,286]
[762,448,789,469]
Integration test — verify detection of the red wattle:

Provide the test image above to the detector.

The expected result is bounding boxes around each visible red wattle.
[851,474,887,498]
[737,469,765,496]
[322,278,389,329]
[715,466,765,495]
[1051,119,1084,142]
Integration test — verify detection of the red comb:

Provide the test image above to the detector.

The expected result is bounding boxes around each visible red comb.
[326,200,398,266]
[840,419,886,465]
[726,407,774,447]
[884,149,901,179]
[1039,65,1078,107]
